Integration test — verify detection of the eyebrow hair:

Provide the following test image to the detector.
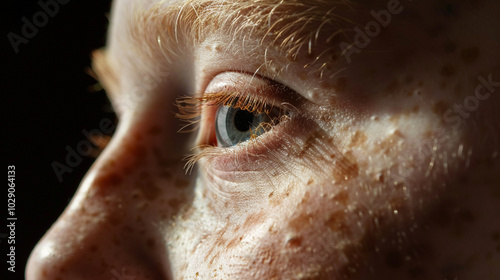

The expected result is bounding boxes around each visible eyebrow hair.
[93,0,356,96]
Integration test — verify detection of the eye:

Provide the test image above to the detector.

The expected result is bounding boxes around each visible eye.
[176,71,299,154]
[215,102,281,147]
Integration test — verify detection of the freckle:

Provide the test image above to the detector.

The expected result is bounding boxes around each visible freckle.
[233,225,240,233]
[461,47,480,64]
[132,192,140,199]
[289,213,312,231]
[138,180,161,201]
[389,115,400,123]
[268,191,274,197]
[375,173,385,182]
[243,211,265,228]
[300,192,310,205]
[349,131,367,148]
[441,64,456,77]
[94,171,123,187]
[168,198,183,209]
[337,151,359,181]
[330,53,339,62]
[121,144,147,173]
[209,254,218,265]
[325,211,348,234]
[307,178,314,185]
[332,191,349,205]
[286,236,303,247]
[226,236,241,248]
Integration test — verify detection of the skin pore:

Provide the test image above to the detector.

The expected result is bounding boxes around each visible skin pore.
[27,0,500,279]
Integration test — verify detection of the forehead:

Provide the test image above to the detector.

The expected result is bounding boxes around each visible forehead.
[106,0,363,84]
[104,0,500,104]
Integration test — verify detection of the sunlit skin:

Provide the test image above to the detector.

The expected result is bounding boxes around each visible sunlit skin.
[27,0,500,279]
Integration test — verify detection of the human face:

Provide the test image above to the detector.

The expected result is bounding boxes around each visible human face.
[27,0,500,279]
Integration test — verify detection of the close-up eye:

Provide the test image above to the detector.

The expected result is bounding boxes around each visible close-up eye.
[214,101,284,147]
[178,71,295,151]
[21,0,500,279]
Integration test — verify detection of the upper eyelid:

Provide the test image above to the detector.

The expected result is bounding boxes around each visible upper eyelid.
[199,71,304,114]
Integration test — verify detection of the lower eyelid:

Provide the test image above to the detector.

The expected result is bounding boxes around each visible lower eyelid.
[193,112,305,174]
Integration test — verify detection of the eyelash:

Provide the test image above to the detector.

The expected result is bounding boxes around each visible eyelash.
[176,90,291,172]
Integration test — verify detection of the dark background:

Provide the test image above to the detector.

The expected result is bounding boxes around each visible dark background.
[3,1,115,278]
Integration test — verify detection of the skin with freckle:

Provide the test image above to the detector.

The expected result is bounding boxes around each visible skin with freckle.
[27,0,500,279]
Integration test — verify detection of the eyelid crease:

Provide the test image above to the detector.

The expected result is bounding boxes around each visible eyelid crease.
[175,89,293,134]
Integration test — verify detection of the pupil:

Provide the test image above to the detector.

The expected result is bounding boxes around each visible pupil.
[234,109,254,132]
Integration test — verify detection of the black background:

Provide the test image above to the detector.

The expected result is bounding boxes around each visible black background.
[3,1,114,278]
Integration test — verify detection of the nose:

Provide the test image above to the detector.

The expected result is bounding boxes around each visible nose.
[26,110,192,279]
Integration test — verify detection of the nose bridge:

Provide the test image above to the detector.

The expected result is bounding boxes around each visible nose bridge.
[26,113,189,280]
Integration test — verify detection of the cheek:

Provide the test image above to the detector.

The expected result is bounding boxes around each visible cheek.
[166,119,449,279]
[173,89,474,278]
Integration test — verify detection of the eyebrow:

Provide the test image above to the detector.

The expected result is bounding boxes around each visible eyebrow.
[93,0,356,96]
